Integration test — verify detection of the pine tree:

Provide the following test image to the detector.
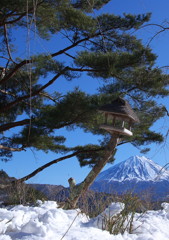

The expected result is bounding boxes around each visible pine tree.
[0,0,168,207]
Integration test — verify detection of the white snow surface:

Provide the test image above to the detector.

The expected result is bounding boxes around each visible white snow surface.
[0,200,169,240]
[95,155,169,182]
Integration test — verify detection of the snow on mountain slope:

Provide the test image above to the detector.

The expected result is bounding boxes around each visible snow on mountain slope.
[95,156,169,182]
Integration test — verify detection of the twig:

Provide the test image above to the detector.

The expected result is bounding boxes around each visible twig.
[60,211,81,240]
[3,24,16,63]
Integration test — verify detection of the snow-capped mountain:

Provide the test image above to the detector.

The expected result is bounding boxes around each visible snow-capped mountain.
[95,156,169,182]
[91,156,169,200]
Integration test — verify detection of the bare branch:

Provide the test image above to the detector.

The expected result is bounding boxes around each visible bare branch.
[64,52,76,59]
[163,106,169,116]
[4,24,13,60]
[139,23,168,30]
[147,28,166,47]
[39,92,57,102]
[0,145,25,152]
[134,23,169,47]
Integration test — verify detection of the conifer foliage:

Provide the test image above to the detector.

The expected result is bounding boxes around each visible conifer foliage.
[0,1,168,189]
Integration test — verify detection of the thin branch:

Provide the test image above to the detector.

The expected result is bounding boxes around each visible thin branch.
[134,23,169,47]
[139,23,168,30]
[0,89,16,97]
[147,29,166,47]
[54,110,89,129]
[51,36,91,58]
[163,106,169,116]
[39,92,57,102]
[67,66,103,72]
[64,52,76,59]
[3,24,14,62]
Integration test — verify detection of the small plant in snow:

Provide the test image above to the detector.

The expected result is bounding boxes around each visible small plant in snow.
[95,194,143,234]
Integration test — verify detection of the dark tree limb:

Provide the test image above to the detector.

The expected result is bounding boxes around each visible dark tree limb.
[0,119,30,132]
[13,147,104,183]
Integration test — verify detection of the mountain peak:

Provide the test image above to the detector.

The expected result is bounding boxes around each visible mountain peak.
[95,155,169,182]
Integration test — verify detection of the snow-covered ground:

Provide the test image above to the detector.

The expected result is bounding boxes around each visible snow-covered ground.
[0,200,169,240]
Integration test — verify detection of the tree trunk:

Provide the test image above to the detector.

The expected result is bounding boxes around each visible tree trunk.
[64,135,121,209]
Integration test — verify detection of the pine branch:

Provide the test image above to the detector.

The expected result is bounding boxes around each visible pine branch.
[0,59,32,85]
[0,64,103,113]
[0,1,44,27]
[0,67,68,112]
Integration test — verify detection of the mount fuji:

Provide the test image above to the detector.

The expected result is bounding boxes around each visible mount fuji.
[91,156,169,200]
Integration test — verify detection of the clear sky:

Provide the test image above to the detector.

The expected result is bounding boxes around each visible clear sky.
[1,0,169,187]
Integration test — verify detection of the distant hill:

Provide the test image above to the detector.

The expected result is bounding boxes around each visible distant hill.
[91,156,169,201]
[0,167,166,215]
[30,183,116,217]
[30,184,68,202]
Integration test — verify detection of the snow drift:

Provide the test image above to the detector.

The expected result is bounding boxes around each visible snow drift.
[0,200,169,240]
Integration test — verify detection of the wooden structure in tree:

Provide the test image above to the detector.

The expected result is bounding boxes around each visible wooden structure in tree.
[99,97,139,136]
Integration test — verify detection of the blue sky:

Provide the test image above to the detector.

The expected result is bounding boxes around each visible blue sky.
[1,0,169,187]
